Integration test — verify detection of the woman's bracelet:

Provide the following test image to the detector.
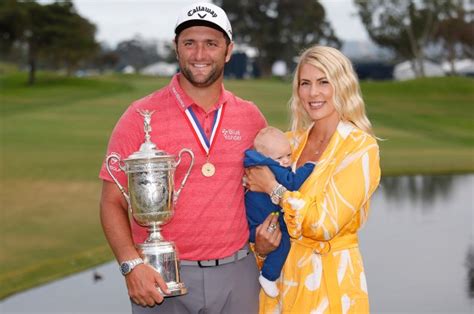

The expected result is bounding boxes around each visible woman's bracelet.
[270,183,287,205]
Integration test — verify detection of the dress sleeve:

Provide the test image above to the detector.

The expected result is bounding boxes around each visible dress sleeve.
[282,138,381,241]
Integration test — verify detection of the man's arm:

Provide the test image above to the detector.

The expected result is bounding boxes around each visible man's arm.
[100,181,168,306]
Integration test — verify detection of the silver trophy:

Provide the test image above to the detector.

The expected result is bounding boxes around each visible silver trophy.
[106,109,194,296]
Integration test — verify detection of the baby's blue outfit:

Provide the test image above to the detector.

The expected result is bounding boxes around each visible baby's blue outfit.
[244,150,315,281]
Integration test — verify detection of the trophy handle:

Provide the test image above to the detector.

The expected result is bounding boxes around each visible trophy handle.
[105,154,131,211]
[173,148,194,203]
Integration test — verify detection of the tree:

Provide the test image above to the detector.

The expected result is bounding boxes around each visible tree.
[0,0,98,84]
[354,0,467,78]
[93,50,120,73]
[355,0,431,77]
[114,36,160,71]
[44,2,99,75]
[0,0,27,52]
[432,0,473,74]
[213,0,341,76]
[157,40,177,64]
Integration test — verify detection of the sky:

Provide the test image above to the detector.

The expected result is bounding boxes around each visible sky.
[68,0,369,47]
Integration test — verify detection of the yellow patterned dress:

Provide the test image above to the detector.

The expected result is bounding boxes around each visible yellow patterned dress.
[259,121,381,314]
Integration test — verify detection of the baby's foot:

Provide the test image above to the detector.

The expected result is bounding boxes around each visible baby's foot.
[259,273,279,298]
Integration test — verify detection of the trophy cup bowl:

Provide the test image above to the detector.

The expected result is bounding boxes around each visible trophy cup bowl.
[126,157,174,226]
[106,110,194,297]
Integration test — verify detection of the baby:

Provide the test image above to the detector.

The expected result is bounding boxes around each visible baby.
[244,126,315,297]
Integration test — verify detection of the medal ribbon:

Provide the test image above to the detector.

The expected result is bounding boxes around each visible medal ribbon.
[184,105,223,155]
[172,86,224,155]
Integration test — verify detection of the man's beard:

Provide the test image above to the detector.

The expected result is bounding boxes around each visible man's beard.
[179,63,223,88]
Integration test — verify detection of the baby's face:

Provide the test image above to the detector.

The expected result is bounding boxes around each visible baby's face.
[263,138,292,167]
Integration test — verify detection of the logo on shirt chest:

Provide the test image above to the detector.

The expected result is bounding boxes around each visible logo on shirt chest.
[221,128,242,141]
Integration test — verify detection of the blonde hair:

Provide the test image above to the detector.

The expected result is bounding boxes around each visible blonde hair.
[253,126,287,154]
[289,45,374,135]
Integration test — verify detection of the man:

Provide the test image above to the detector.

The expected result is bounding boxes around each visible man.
[99,2,281,313]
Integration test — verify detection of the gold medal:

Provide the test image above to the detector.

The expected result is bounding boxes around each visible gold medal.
[201,162,215,177]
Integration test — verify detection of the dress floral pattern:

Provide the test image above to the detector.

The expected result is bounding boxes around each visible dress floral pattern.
[259,121,381,314]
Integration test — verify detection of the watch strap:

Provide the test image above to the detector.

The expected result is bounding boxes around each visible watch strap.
[119,257,144,276]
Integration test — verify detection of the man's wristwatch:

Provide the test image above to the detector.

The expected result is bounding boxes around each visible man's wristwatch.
[270,183,287,205]
[119,258,144,276]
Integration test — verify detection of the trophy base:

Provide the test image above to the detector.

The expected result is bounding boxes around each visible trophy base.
[161,281,188,297]
[138,241,187,297]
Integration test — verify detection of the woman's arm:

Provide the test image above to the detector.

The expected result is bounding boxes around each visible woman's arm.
[282,139,381,241]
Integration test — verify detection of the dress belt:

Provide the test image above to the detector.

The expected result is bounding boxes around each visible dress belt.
[294,234,359,314]
[181,245,250,268]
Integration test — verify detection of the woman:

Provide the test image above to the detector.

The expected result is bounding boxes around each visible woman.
[247,46,381,313]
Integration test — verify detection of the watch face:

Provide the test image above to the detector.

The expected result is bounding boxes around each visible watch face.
[120,263,130,275]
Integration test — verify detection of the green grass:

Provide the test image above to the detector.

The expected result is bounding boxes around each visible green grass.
[1,68,473,299]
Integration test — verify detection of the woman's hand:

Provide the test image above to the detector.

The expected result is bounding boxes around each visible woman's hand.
[245,166,278,194]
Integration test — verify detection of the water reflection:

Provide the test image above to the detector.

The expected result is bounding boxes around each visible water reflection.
[0,262,130,314]
[467,245,474,298]
[381,175,454,208]
[360,174,473,312]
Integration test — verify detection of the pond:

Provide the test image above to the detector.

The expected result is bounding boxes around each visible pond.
[1,174,473,313]
[360,174,473,313]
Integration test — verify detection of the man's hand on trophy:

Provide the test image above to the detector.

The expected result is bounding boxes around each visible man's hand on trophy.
[125,264,170,306]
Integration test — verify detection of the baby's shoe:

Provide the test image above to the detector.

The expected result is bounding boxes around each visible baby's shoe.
[259,273,279,298]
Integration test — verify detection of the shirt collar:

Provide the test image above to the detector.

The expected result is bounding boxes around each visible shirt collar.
[169,73,231,112]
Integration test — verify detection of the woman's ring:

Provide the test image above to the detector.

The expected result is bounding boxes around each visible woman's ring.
[266,223,277,233]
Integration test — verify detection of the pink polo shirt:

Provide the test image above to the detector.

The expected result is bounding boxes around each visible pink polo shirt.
[99,74,266,260]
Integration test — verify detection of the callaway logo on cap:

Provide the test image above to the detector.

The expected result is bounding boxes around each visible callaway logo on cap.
[175,2,233,41]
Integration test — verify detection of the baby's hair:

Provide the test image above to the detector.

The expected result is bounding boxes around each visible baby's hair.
[254,126,286,153]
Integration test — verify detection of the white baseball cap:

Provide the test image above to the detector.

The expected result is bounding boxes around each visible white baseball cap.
[175,2,233,41]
